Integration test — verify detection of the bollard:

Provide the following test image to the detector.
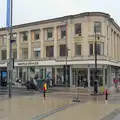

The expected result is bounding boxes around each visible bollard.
[105,89,108,104]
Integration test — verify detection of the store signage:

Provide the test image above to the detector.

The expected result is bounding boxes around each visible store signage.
[17,62,39,66]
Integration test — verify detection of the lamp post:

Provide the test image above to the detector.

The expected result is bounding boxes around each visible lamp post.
[94,26,100,94]
[9,0,13,98]
[60,20,68,88]
[65,22,68,88]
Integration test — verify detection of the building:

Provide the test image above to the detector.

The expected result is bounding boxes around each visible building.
[0,12,120,87]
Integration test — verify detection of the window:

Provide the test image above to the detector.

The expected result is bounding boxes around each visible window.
[33,48,41,58]
[31,30,40,40]
[60,45,66,56]
[35,31,39,40]
[75,44,81,55]
[101,42,104,55]
[94,21,101,33]
[22,48,28,59]
[46,46,54,57]
[61,26,66,39]
[47,28,53,40]
[89,42,104,56]
[75,24,81,36]
[96,43,101,55]
[12,49,17,59]
[22,32,28,41]
[1,35,7,45]
[1,50,7,60]
[89,43,93,55]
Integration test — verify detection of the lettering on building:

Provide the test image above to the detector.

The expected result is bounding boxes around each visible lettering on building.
[17,62,39,66]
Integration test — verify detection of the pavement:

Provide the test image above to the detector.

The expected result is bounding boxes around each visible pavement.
[0,94,71,120]
[0,87,119,120]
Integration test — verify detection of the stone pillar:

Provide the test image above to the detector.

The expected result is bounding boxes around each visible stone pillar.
[54,26,57,58]
[40,28,44,58]
[87,65,90,88]
[16,33,20,60]
[54,67,57,85]
[103,65,105,86]
[107,66,112,87]
[69,66,72,87]
[28,31,32,60]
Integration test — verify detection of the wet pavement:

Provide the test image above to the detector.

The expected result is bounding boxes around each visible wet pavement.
[0,94,71,120]
[0,87,119,120]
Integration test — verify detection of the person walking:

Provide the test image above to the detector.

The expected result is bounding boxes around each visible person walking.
[43,82,47,100]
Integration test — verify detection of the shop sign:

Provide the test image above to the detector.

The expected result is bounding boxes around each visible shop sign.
[17,62,39,66]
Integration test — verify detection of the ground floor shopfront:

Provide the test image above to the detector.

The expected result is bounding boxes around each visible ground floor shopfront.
[13,64,120,87]
[0,60,120,87]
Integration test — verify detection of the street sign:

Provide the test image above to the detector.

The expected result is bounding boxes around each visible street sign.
[7,58,14,70]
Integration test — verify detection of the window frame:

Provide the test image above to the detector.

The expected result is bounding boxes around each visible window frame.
[75,23,81,36]
[94,21,101,33]
[75,44,81,56]
[47,28,53,40]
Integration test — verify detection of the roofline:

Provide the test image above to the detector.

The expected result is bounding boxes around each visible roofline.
[0,12,120,31]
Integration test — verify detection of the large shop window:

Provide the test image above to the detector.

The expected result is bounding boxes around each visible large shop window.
[1,50,7,60]
[61,25,66,39]
[75,23,81,36]
[60,45,66,56]
[22,48,28,59]
[75,44,81,55]
[46,46,54,57]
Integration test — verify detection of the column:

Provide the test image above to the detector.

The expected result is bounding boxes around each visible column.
[7,32,10,59]
[54,67,57,85]
[40,28,44,58]
[107,66,112,86]
[54,26,57,58]
[103,65,105,86]
[69,66,73,87]
[87,65,90,88]
[28,31,32,60]
[16,33,20,60]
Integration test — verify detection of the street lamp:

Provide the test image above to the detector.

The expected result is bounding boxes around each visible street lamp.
[60,20,68,88]
[94,26,100,94]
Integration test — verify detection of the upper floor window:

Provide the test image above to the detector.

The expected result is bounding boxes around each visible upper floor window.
[32,30,40,40]
[22,48,28,59]
[89,43,93,55]
[33,48,41,59]
[46,46,54,57]
[94,21,101,33]
[47,28,53,40]
[1,50,7,60]
[89,42,104,55]
[22,32,28,41]
[12,49,17,59]
[75,44,81,56]
[1,35,7,45]
[75,23,81,36]
[60,45,66,56]
[61,26,66,39]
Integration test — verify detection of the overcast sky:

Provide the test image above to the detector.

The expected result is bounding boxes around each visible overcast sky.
[0,0,119,27]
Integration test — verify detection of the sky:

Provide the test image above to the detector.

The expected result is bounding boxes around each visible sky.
[0,0,119,27]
